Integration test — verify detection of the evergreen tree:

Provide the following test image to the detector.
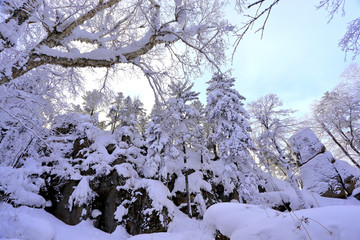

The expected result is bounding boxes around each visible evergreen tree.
[143,102,169,179]
[82,89,106,117]
[108,94,146,134]
[205,73,259,203]
[108,92,125,134]
[162,80,205,217]
[131,97,147,135]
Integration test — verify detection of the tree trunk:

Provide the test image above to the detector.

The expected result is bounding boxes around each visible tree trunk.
[213,144,219,160]
[322,123,360,168]
[110,122,114,134]
[286,166,309,209]
[183,142,192,217]
[337,128,360,158]
[272,138,308,209]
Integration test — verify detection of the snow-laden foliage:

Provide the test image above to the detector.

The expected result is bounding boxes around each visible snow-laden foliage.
[82,89,107,117]
[1,76,360,236]
[144,80,209,217]
[68,177,97,211]
[0,76,54,167]
[143,102,169,179]
[0,0,233,93]
[205,73,261,202]
[0,69,63,207]
[108,94,146,134]
[1,1,360,237]
[1,69,360,237]
[248,94,298,170]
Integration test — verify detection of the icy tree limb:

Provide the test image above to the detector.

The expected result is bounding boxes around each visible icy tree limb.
[0,106,50,149]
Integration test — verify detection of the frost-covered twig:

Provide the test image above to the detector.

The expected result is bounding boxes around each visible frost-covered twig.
[0,106,50,149]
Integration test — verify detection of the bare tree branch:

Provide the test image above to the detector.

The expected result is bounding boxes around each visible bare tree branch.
[232,0,279,61]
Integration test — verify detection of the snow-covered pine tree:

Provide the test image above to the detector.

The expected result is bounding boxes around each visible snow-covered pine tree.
[107,94,146,135]
[161,80,205,217]
[112,96,146,169]
[82,89,106,117]
[143,102,169,179]
[190,100,209,164]
[205,73,260,203]
[108,92,124,134]
[131,97,147,135]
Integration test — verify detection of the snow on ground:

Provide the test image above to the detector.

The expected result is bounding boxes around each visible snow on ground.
[1,196,360,240]
[0,203,129,240]
[204,202,360,240]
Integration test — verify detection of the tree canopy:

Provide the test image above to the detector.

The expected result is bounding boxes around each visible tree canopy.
[0,0,233,95]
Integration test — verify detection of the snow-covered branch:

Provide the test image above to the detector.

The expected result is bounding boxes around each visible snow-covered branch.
[0,0,231,90]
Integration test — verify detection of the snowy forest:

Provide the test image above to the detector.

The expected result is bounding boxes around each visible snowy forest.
[1,0,360,239]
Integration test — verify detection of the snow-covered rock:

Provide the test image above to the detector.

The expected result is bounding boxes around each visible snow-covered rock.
[300,152,346,198]
[334,160,360,195]
[353,188,360,200]
[290,128,360,199]
[289,127,325,165]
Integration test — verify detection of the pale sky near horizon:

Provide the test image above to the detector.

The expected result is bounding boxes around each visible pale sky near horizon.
[105,0,360,117]
[193,0,360,118]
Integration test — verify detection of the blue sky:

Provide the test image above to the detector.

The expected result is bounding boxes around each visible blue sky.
[109,0,359,116]
[193,0,360,117]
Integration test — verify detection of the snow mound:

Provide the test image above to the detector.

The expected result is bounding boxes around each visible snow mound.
[1,199,360,240]
[204,202,360,240]
[0,166,46,207]
[0,203,129,240]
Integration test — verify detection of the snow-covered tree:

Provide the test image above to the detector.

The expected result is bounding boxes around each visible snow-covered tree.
[107,93,146,134]
[248,94,309,209]
[248,94,298,175]
[0,0,233,93]
[161,80,205,217]
[82,89,106,117]
[311,75,360,168]
[107,92,124,134]
[131,97,147,133]
[317,0,360,59]
[108,95,146,170]
[0,73,59,207]
[0,72,56,167]
[143,102,168,179]
[205,73,259,203]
